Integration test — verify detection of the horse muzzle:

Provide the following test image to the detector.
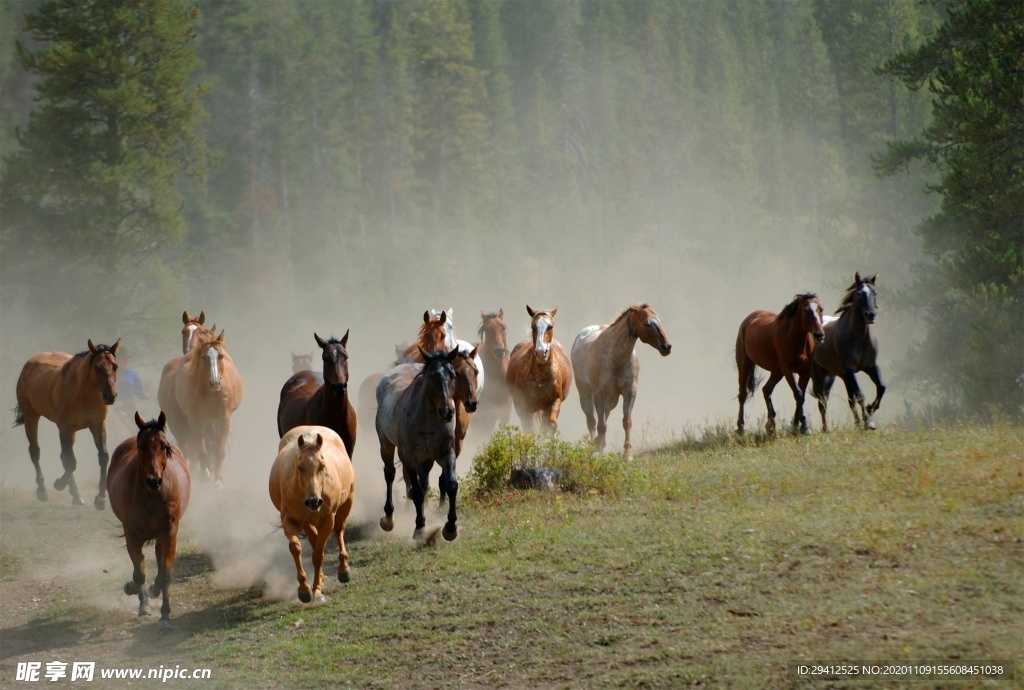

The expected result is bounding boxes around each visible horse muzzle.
[660,343,672,356]
[209,380,222,392]
[103,392,117,405]
[465,400,478,413]
[533,349,551,363]
[439,406,455,423]
[493,347,509,360]
[865,313,876,324]
[330,382,347,396]
[145,477,162,492]
[814,332,825,343]
[305,496,324,511]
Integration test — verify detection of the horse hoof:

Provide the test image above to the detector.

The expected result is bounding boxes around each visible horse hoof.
[214,479,224,489]
[379,516,394,532]
[298,587,312,604]
[148,584,160,598]
[53,476,68,491]
[71,495,85,506]
[139,605,151,617]
[442,524,458,542]
[800,426,811,436]
[865,421,876,431]
[124,582,138,596]
[338,569,351,584]
[94,496,106,511]
[314,593,327,604]
[36,488,48,502]
[158,619,173,631]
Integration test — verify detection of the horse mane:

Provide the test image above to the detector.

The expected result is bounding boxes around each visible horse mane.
[610,303,651,326]
[73,344,117,358]
[477,312,501,340]
[779,294,818,319]
[136,416,165,433]
[321,336,347,347]
[834,278,872,316]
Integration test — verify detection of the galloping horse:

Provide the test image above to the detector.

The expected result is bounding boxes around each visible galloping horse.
[505,306,573,434]
[400,310,456,362]
[571,304,672,459]
[270,426,356,603]
[473,309,512,433]
[15,339,121,508]
[181,311,213,354]
[158,330,243,485]
[376,348,461,542]
[735,293,825,435]
[108,412,190,629]
[812,273,885,431]
[277,331,356,458]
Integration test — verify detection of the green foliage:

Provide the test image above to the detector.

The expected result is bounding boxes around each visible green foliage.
[467,425,642,499]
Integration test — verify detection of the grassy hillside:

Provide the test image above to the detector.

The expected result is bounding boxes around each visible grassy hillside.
[1,423,1020,689]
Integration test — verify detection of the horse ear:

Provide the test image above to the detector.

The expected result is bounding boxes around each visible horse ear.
[498,308,503,319]
[88,339,97,353]
[109,338,121,355]
[551,307,558,317]
[314,333,327,349]
[418,346,428,361]
[182,311,190,325]
[447,346,460,362]
[438,310,447,325]
[469,344,479,359]
[423,310,430,324]
[314,433,323,449]
[868,274,877,285]
[298,434,306,448]
[198,311,206,325]
[157,411,166,429]
[216,329,225,343]
[135,412,145,429]
[340,329,349,347]
[526,305,535,317]
[855,272,862,283]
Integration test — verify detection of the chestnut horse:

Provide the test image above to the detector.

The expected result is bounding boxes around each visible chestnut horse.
[812,274,885,431]
[108,412,190,629]
[505,306,573,434]
[473,309,512,433]
[277,331,356,459]
[571,304,672,459]
[400,310,455,362]
[14,339,121,508]
[181,310,214,354]
[158,330,244,485]
[270,425,356,603]
[735,293,825,435]
[376,348,460,542]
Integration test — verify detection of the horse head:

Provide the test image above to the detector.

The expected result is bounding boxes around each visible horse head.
[419,347,458,423]
[315,330,350,397]
[295,431,328,512]
[87,338,120,404]
[181,310,208,354]
[783,294,825,343]
[418,310,450,354]
[197,331,227,391]
[526,305,557,362]
[479,309,509,362]
[135,411,172,492]
[453,344,480,413]
[849,273,878,325]
[628,304,672,356]
[428,308,458,350]
[291,351,315,374]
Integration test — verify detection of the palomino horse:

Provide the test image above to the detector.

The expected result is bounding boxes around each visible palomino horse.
[735,293,825,435]
[14,339,121,508]
[291,351,315,374]
[473,309,512,433]
[181,310,214,354]
[108,412,190,629]
[270,426,356,603]
[158,330,243,485]
[812,274,885,431]
[505,306,573,434]
[376,348,460,541]
[571,304,672,459]
[277,331,357,458]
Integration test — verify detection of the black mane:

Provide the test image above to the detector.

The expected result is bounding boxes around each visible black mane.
[779,293,818,319]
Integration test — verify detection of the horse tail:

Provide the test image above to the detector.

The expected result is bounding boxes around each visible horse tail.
[12,405,24,427]
[734,329,758,398]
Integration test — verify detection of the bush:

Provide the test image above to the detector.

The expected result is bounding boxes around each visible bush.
[467,425,642,499]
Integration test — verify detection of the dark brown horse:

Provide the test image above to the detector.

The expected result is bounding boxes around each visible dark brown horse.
[15,339,121,508]
[505,306,573,434]
[181,310,213,355]
[735,293,825,435]
[277,331,357,459]
[376,348,460,542]
[571,304,672,459]
[473,309,512,433]
[107,412,191,629]
[812,273,885,431]
[158,330,244,485]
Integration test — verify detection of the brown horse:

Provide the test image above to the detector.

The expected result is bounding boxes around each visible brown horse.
[735,293,825,435]
[400,310,454,363]
[270,426,356,603]
[181,310,214,354]
[571,304,672,459]
[107,412,190,629]
[376,348,461,541]
[158,330,244,485]
[277,331,357,459]
[14,339,121,508]
[505,306,573,434]
[473,309,512,433]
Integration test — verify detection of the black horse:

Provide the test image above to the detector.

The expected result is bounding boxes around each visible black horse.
[812,273,885,431]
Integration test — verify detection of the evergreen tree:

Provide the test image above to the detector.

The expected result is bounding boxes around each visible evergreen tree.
[877,0,1024,415]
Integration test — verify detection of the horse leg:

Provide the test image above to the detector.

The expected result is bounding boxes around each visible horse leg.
[283,517,311,603]
[594,394,609,453]
[547,398,563,434]
[840,365,868,430]
[335,496,354,583]
[55,428,85,505]
[736,355,755,435]
[379,439,397,532]
[122,532,150,617]
[813,367,835,433]
[408,469,427,542]
[150,528,177,629]
[309,518,333,602]
[578,384,597,440]
[761,371,783,434]
[793,371,811,435]
[89,424,109,510]
[441,455,458,542]
[621,389,637,460]
[211,419,229,487]
[864,365,885,429]
[22,413,47,501]
[513,397,535,434]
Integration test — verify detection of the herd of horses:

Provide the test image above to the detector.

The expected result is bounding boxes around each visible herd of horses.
[11,273,884,623]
